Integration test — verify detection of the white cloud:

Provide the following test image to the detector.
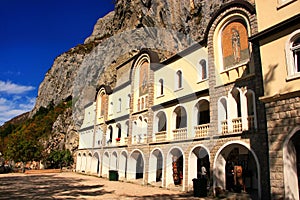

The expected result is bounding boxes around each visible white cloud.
[0,96,36,126]
[0,81,35,94]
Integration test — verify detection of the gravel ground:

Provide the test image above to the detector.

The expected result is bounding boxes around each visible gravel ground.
[0,172,198,200]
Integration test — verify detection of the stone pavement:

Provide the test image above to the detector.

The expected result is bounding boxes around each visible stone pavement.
[0,172,252,199]
[0,172,199,200]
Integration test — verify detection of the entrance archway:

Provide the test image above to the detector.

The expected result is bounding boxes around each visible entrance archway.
[213,142,260,199]
[86,153,92,173]
[91,152,100,175]
[149,149,164,185]
[102,152,109,178]
[188,145,210,189]
[166,147,184,189]
[81,153,87,172]
[119,151,128,180]
[111,151,118,170]
[128,150,145,181]
[284,128,300,199]
[76,153,82,172]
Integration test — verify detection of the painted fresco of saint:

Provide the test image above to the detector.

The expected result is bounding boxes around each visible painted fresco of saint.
[139,61,149,96]
[231,28,241,63]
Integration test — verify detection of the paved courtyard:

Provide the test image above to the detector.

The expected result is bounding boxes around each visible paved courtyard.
[0,172,195,200]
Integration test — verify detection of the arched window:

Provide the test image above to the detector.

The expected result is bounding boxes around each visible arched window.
[125,121,129,137]
[156,111,167,132]
[141,98,144,110]
[145,96,148,108]
[127,94,131,109]
[176,70,182,89]
[196,100,210,125]
[108,126,113,143]
[286,30,300,77]
[117,124,122,138]
[118,98,122,112]
[109,102,113,115]
[174,106,187,129]
[96,89,106,119]
[231,88,242,118]
[292,38,300,73]
[159,79,164,95]
[199,59,207,80]
[218,97,228,134]
[138,99,140,111]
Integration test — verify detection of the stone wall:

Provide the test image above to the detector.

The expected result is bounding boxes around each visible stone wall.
[265,94,300,199]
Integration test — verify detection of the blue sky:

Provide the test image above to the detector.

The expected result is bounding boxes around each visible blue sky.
[0,0,114,125]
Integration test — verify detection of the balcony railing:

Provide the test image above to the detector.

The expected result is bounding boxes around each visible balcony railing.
[232,117,242,132]
[124,137,128,144]
[173,128,187,140]
[132,134,147,144]
[221,120,228,135]
[194,124,209,138]
[154,131,167,142]
[248,115,255,130]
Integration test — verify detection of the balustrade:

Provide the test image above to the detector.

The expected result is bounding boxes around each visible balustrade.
[194,124,209,138]
[172,128,187,140]
[154,131,167,142]
[232,117,242,132]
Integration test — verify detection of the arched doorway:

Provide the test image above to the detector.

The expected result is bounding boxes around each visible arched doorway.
[128,150,145,181]
[149,149,164,185]
[102,152,110,178]
[166,147,184,189]
[284,129,300,199]
[213,142,260,199]
[86,153,92,173]
[111,151,118,170]
[91,152,100,175]
[189,146,210,189]
[76,153,82,172]
[119,151,128,180]
[81,153,87,172]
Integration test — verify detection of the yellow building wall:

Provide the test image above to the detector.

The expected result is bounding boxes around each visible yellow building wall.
[81,102,96,129]
[153,97,209,140]
[260,32,300,97]
[154,48,209,106]
[256,0,300,32]
[107,85,131,121]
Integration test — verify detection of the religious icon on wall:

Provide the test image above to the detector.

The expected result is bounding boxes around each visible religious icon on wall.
[222,21,250,69]
[100,94,106,116]
[139,61,149,96]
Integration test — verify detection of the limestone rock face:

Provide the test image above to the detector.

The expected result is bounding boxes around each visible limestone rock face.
[31,0,255,153]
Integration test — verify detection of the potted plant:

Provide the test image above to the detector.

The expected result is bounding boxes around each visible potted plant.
[116,138,121,142]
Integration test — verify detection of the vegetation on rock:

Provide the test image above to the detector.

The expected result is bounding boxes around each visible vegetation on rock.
[0,99,72,166]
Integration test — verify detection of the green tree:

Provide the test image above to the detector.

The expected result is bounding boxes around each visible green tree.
[4,132,42,163]
[47,149,73,169]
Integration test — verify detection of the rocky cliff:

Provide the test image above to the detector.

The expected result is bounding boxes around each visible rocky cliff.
[31,0,255,153]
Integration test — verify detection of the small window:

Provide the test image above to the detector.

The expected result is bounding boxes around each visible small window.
[145,96,148,108]
[118,98,122,112]
[109,102,113,115]
[159,79,164,95]
[176,70,183,89]
[286,30,300,79]
[199,59,207,80]
[141,98,144,110]
[292,37,300,73]
[127,94,131,109]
